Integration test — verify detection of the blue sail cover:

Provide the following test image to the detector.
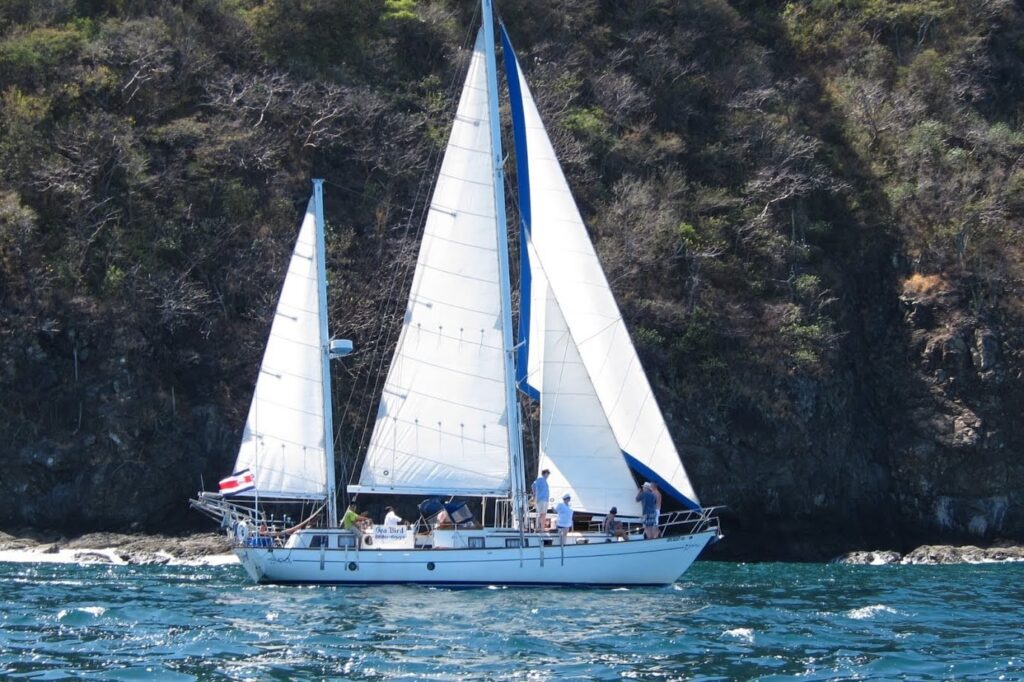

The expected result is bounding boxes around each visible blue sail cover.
[500,26,539,401]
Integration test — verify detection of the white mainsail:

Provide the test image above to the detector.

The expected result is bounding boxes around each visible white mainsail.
[504,31,701,512]
[353,30,512,497]
[233,198,329,499]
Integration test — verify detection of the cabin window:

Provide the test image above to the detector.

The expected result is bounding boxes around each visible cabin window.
[468,537,485,549]
[337,534,356,548]
[505,538,527,548]
[309,535,328,548]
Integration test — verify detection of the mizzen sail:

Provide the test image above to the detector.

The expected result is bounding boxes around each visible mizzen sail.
[233,198,329,499]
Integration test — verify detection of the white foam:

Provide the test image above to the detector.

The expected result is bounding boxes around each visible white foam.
[178,554,239,566]
[723,627,754,643]
[0,548,123,565]
[57,606,107,619]
[847,604,898,620]
[0,547,238,566]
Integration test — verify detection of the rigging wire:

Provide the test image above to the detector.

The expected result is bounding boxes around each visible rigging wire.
[331,5,485,500]
[347,11,484,479]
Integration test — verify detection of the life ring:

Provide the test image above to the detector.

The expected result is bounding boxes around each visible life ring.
[235,521,250,545]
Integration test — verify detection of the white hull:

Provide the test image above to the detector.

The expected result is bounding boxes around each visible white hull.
[235,531,716,587]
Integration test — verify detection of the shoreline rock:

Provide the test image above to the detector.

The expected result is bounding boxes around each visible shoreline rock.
[834,542,1024,565]
[0,528,231,565]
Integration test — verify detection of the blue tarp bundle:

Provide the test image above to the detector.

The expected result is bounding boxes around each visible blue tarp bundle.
[417,498,473,524]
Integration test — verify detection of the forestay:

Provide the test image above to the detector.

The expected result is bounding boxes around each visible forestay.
[353,30,512,497]
[502,28,701,512]
[233,199,329,499]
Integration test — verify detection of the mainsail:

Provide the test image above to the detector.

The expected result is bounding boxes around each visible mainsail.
[232,198,329,500]
[353,30,512,497]
[501,28,701,513]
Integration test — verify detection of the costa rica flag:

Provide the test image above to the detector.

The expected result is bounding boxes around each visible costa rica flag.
[219,469,255,496]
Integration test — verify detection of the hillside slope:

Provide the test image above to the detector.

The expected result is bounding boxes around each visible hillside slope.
[1,0,1021,559]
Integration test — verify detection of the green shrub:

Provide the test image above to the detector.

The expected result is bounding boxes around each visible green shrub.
[563,106,610,145]
[383,0,416,22]
[103,263,125,295]
[0,25,85,88]
[793,273,821,301]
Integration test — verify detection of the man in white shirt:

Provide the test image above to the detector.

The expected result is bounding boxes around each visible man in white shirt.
[383,506,403,528]
[555,493,573,546]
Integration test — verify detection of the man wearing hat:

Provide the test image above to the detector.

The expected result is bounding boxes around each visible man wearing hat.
[554,492,573,546]
[636,482,658,539]
[531,468,551,531]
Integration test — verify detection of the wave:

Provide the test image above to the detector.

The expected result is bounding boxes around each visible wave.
[723,627,755,643]
[846,604,900,620]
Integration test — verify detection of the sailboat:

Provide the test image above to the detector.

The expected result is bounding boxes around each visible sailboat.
[192,0,721,586]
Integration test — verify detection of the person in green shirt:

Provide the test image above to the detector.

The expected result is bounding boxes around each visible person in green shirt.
[341,503,371,531]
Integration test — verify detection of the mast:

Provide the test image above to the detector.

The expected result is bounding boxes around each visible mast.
[481,0,527,529]
[313,178,338,527]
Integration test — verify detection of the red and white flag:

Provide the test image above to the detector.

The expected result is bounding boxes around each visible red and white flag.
[219,469,255,496]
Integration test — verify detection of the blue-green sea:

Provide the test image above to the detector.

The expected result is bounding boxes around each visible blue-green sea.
[1,559,1022,680]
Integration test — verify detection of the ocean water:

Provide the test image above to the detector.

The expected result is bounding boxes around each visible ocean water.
[1,559,1022,680]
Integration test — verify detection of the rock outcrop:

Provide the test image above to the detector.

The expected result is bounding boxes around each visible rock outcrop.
[834,542,1024,565]
[0,529,231,564]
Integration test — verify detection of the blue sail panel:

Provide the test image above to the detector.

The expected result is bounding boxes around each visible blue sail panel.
[500,25,539,401]
[622,452,701,511]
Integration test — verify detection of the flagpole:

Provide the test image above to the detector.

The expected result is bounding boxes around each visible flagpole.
[254,443,259,527]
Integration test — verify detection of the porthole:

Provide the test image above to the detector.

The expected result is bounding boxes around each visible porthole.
[348,561,358,571]
[427,562,436,571]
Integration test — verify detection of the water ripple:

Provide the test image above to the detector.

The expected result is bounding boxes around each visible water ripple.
[1,561,1023,679]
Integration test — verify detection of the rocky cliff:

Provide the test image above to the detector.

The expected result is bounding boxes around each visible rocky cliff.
[1,0,1022,560]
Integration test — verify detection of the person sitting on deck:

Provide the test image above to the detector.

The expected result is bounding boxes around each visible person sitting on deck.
[603,507,626,540]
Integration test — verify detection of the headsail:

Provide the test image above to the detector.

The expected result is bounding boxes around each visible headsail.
[352,29,512,497]
[232,196,330,500]
[501,27,701,512]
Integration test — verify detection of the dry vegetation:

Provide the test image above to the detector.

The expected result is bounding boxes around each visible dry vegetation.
[1,0,1022,550]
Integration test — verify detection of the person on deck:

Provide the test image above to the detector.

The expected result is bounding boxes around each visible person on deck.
[341,504,371,531]
[383,506,403,528]
[531,469,551,532]
[636,483,658,540]
[650,481,663,536]
[555,493,573,546]
[603,506,626,540]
